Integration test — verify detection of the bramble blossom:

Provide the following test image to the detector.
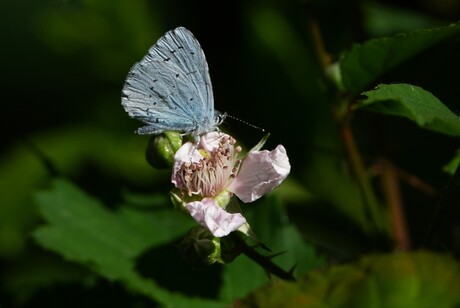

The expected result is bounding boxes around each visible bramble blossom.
[172,132,290,237]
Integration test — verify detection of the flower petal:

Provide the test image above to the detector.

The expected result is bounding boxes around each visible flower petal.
[228,145,290,203]
[171,141,203,186]
[199,132,230,152]
[186,198,246,237]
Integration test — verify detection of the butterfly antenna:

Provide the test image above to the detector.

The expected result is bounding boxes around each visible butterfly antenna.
[225,114,265,132]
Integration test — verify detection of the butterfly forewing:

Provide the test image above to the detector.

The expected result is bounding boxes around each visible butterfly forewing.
[147,27,214,117]
[121,27,217,137]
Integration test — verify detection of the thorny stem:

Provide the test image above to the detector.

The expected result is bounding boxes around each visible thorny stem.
[231,234,296,281]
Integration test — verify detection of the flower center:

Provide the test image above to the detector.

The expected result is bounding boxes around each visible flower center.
[177,135,241,197]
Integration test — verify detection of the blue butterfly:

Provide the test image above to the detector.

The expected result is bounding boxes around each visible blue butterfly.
[121,27,225,142]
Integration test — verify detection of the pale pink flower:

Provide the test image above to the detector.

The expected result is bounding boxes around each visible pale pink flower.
[227,145,290,203]
[185,198,246,237]
[172,132,290,237]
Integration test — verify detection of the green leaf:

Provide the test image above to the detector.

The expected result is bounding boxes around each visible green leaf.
[359,83,460,137]
[219,254,268,302]
[0,125,158,258]
[248,133,270,153]
[340,23,460,94]
[33,178,223,307]
[219,196,325,301]
[363,2,444,37]
[443,150,460,175]
[251,196,326,277]
[239,251,460,307]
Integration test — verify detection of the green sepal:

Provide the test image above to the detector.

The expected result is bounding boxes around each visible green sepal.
[146,131,183,169]
[248,133,271,153]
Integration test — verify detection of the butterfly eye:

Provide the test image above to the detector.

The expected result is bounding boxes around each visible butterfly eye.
[216,112,227,125]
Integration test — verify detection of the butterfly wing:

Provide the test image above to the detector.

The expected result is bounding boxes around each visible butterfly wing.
[122,60,205,135]
[122,27,216,136]
[149,27,214,119]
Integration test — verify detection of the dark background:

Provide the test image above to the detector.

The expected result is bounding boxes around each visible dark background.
[1,0,460,306]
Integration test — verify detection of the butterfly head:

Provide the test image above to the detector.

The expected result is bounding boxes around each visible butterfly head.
[190,111,226,144]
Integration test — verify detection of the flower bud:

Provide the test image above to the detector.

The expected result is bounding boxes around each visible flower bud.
[145,131,183,169]
[177,227,243,267]
[178,226,222,267]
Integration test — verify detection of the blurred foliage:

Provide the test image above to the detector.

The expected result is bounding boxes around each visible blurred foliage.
[443,150,460,175]
[238,251,460,307]
[339,23,460,95]
[36,0,161,81]
[1,0,460,306]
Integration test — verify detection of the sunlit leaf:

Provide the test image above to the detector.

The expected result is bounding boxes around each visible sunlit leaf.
[0,125,158,258]
[33,178,223,307]
[359,83,460,137]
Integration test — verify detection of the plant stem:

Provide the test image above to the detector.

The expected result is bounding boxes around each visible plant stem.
[380,160,410,250]
[232,234,296,281]
[307,17,331,70]
[340,115,386,235]
[306,4,387,237]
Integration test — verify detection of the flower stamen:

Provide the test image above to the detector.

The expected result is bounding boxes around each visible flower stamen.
[176,135,240,197]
